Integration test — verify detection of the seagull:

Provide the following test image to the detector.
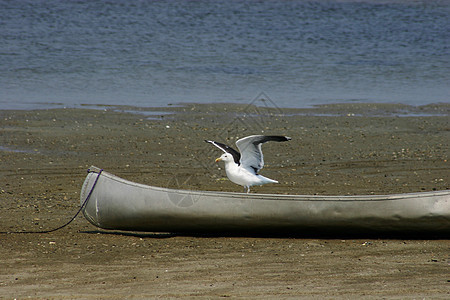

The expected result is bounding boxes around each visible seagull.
[205,135,291,193]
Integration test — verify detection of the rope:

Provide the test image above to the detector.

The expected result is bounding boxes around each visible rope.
[1,169,103,234]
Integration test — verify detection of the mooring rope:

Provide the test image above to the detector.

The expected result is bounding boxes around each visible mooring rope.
[1,169,103,234]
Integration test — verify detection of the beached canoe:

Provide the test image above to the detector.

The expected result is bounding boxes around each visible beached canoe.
[80,166,450,235]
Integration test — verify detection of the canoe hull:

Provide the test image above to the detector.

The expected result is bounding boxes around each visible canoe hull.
[80,167,450,235]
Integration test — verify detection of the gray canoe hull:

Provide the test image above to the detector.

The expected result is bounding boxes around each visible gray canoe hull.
[80,166,450,235]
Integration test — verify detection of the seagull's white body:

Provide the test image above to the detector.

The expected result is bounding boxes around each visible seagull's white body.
[206,135,291,193]
[219,152,278,188]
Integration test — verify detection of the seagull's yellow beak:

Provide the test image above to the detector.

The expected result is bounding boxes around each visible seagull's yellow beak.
[215,157,222,162]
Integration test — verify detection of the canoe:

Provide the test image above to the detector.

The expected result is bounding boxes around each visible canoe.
[80,166,450,236]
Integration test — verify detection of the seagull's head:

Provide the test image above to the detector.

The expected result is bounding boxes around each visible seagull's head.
[215,153,234,163]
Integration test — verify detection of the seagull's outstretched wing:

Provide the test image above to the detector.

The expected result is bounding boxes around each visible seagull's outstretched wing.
[236,135,291,173]
[204,140,241,165]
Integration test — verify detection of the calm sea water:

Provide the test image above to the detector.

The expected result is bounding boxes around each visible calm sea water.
[1,0,449,110]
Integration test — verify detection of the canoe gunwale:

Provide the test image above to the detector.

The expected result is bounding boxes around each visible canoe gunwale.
[85,166,450,202]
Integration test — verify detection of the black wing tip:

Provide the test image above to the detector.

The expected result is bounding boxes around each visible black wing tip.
[266,135,291,142]
[205,139,241,164]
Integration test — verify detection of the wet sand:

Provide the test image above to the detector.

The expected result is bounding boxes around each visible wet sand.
[0,103,449,298]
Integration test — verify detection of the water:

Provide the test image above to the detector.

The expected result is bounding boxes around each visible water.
[1,0,449,110]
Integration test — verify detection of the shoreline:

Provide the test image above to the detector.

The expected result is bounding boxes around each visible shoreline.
[1,101,449,116]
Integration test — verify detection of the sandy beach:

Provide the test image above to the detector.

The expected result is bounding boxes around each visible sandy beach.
[0,103,449,298]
